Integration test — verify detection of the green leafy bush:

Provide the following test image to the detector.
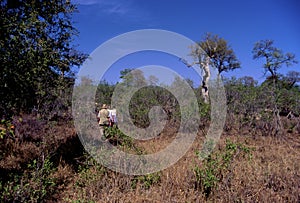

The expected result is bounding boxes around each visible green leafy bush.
[103,126,134,149]
[0,158,56,202]
[194,140,253,198]
[131,172,161,190]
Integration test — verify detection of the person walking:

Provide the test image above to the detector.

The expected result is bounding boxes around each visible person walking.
[108,107,117,128]
[98,104,109,135]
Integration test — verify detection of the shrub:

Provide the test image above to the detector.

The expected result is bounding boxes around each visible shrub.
[0,158,56,202]
[131,172,161,190]
[194,140,253,198]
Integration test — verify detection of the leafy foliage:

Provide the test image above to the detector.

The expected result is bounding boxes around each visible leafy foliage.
[0,0,87,116]
[131,172,161,190]
[95,80,115,110]
[0,118,15,139]
[252,39,297,80]
[103,126,134,149]
[191,33,241,74]
[224,75,300,136]
[195,140,253,198]
[0,158,56,202]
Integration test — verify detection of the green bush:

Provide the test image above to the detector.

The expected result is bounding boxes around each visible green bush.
[103,126,134,149]
[131,172,161,190]
[0,158,56,202]
[194,140,253,198]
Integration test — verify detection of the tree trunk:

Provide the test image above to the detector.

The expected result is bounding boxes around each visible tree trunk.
[201,56,210,104]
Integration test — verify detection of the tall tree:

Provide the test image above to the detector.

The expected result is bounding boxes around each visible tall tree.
[0,0,87,115]
[194,33,241,74]
[184,33,240,103]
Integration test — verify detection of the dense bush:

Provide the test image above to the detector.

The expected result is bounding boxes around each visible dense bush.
[224,76,300,136]
[94,72,300,137]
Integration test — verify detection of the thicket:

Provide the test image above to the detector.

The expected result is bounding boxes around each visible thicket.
[95,72,300,137]
[224,76,300,136]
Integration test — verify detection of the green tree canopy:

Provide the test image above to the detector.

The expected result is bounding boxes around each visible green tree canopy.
[252,39,297,81]
[0,0,87,115]
[191,33,241,74]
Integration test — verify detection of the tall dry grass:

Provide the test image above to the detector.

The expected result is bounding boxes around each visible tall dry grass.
[1,114,299,202]
[62,130,300,202]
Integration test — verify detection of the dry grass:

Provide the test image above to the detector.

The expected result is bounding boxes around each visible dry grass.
[214,135,300,202]
[1,114,299,202]
[61,130,300,202]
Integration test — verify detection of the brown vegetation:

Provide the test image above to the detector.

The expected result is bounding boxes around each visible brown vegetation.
[1,113,299,202]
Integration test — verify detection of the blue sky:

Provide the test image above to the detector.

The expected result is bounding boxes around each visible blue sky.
[71,0,299,86]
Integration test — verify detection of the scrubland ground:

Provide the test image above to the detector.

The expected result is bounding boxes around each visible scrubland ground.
[62,132,300,202]
[1,114,299,202]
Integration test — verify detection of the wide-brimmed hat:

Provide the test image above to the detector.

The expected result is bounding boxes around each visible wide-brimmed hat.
[101,104,108,109]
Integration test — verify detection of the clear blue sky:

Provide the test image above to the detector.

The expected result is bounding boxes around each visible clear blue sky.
[71,0,299,86]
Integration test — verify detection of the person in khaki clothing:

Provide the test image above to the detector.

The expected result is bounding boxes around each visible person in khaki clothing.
[98,104,109,135]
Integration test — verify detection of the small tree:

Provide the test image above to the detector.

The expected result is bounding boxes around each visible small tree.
[252,39,298,135]
[252,39,297,82]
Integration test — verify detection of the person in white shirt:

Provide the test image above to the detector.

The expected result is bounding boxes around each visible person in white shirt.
[108,107,117,128]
